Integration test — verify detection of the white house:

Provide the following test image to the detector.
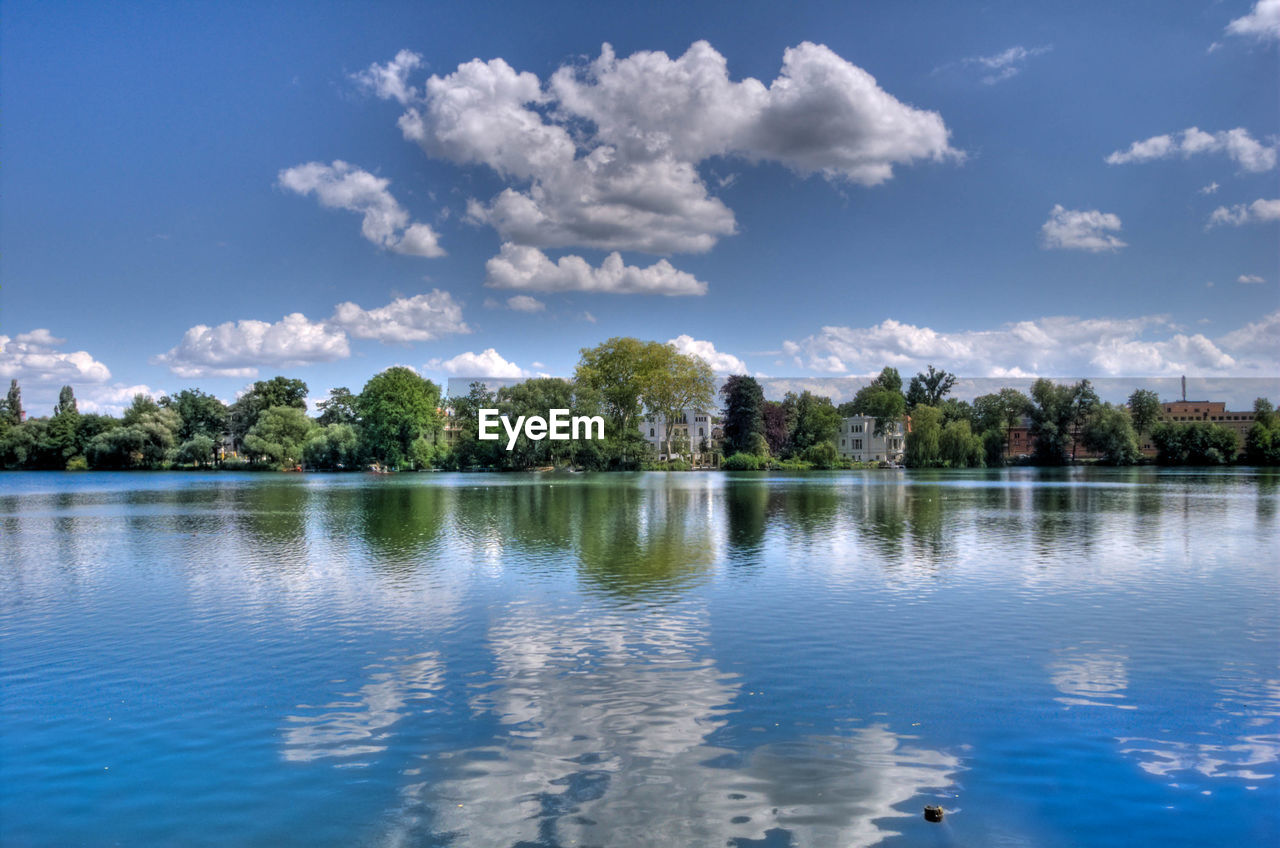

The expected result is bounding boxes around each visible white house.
[641,409,720,462]
[836,415,905,464]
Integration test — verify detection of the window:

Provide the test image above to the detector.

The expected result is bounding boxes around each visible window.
[650,428,655,437]
[698,427,704,436]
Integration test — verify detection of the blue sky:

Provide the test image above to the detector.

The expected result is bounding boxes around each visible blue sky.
[2,0,1277,414]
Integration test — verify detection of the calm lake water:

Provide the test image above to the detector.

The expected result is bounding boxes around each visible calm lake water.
[1,469,1277,847]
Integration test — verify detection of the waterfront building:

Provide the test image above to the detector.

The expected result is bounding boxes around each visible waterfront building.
[836,415,905,464]
[641,409,721,464]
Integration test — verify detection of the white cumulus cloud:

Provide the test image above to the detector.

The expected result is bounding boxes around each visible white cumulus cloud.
[426,348,529,378]
[153,313,350,378]
[1238,274,1266,283]
[278,160,445,257]
[1105,127,1276,172]
[484,243,708,295]
[1226,0,1280,41]
[1206,198,1280,227]
[667,335,750,374]
[0,330,112,384]
[361,40,959,256]
[1041,205,1127,252]
[330,290,469,343]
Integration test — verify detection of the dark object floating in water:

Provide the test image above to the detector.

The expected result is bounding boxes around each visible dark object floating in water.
[924,805,944,822]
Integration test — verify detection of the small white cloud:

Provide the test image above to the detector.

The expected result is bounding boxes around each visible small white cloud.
[153,313,350,378]
[959,45,1053,84]
[581,311,597,323]
[666,334,749,374]
[1106,127,1276,172]
[484,243,708,295]
[330,290,470,343]
[278,160,445,257]
[505,295,546,312]
[1041,205,1127,252]
[351,49,424,104]
[1206,198,1280,227]
[1238,274,1266,284]
[426,348,529,378]
[1226,0,1280,42]
[1199,182,1220,195]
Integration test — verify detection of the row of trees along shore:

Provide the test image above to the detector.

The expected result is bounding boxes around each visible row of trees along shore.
[1,339,1277,471]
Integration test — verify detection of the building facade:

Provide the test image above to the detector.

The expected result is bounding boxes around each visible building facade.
[835,415,905,464]
[641,409,720,463]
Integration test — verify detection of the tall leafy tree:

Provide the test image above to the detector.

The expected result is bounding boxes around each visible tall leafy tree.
[228,376,308,447]
[719,375,765,456]
[906,365,957,409]
[244,407,316,467]
[161,389,228,443]
[47,386,81,465]
[762,400,791,457]
[1067,380,1100,461]
[641,346,716,461]
[1127,389,1162,436]
[357,367,442,469]
[785,391,841,456]
[575,338,669,457]
[316,387,359,426]
[974,388,1030,461]
[1081,404,1141,465]
[904,405,943,467]
[4,380,23,425]
[1028,379,1075,465]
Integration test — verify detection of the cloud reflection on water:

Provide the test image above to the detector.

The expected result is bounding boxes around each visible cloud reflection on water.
[392,604,958,848]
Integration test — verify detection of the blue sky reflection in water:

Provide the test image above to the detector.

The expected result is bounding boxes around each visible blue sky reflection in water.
[0,469,1277,846]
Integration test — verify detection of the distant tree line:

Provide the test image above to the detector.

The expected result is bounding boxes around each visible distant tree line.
[1,347,1276,471]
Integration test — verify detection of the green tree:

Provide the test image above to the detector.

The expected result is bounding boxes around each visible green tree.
[4,379,24,426]
[228,376,308,448]
[906,365,957,409]
[1150,422,1239,465]
[244,406,316,467]
[1081,404,1141,465]
[1028,379,1076,465]
[316,387,359,426]
[357,367,442,469]
[1068,380,1101,462]
[576,338,667,457]
[493,377,579,469]
[303,423,361,470]
[48,386,81,466]
[904,405,943,467]
[785,391,841,456]
[939,419,984,467]
[641,346,716,462]
[1127,389,1162,436]
[175,435,216,467]
[1244,398,1279,465]
[161,389,228,443]
[973,387,1030,462]
[719,375,766,456]
[87,395,179,469]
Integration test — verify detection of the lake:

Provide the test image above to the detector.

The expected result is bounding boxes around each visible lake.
[1,469,1277,846]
